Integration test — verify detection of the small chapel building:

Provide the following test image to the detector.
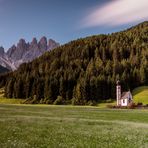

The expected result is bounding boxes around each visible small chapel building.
[116,80,133,106]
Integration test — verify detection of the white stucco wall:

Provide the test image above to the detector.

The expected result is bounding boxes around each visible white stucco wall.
[121,98,128,106]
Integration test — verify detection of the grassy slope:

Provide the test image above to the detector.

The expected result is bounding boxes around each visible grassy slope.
[0,104,147,148]
[0,88,23,104]
[133,86,148,104]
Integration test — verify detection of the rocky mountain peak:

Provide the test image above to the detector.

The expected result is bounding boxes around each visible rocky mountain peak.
[7,45,16,57]
[0,46,4,55]
[18,38,26,44]
[7,39,28,61]
[39,36,47,44]
[0,37,60,70]
[17,39,27,49]
[31,38,38,45]
[38,36,47,51]
[30,38,38,50]
[48,39,60,50]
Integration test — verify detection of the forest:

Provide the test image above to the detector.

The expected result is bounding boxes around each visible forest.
[0,22,148,105]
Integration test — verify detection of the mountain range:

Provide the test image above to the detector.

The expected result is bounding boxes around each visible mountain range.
[0,37,59,71]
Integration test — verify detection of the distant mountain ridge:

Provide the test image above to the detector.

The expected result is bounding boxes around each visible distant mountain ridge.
[0,37,59,70]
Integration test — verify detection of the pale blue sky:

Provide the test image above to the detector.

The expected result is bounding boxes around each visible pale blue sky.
[0,0,147,50]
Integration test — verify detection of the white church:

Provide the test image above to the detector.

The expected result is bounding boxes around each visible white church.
[116,80,133,106]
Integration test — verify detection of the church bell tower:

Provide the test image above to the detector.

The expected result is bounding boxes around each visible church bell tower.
[116,80,121,106]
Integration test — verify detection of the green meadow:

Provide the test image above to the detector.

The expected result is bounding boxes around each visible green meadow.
[0,104,147,148]
[133,86,148,104]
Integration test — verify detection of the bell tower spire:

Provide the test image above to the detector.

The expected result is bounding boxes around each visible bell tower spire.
[116,80,121,106]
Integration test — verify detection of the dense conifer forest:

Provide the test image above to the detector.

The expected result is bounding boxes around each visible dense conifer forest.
[0,22,148,105]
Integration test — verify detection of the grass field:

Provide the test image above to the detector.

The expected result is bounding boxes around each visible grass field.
[133,86,148,104]
[0,104,147,148]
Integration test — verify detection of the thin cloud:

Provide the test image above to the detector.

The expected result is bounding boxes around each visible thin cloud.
[82,0,148,28]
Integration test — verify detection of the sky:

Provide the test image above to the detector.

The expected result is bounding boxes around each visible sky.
[0,0,148,50]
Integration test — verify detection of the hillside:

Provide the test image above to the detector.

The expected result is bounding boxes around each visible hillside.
[1,21,148,104]
[133,86,148,104]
